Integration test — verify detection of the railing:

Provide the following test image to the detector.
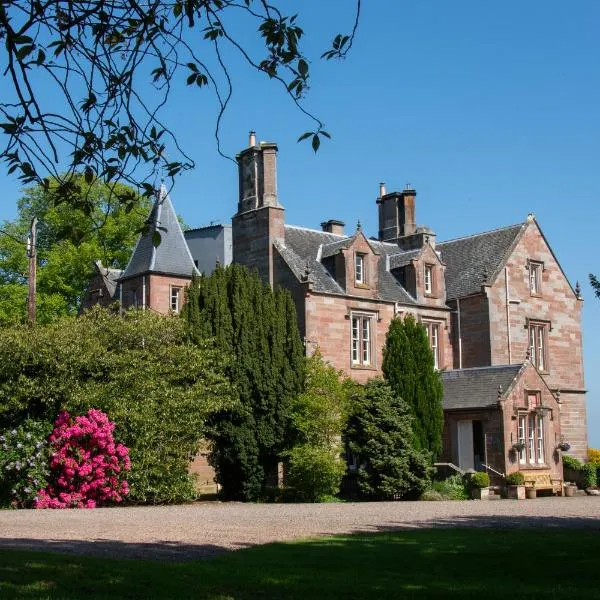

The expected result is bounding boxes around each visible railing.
[481,463,504,478]
[433,462,465,477]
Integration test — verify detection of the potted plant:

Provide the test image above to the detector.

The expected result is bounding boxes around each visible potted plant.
[525,483,537,499]
[512,441,526,453]
[505,471,526,500]
[470,471,491,500]
[558,442,571,452]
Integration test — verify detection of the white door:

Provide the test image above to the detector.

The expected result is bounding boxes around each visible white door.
[457,420,475,471]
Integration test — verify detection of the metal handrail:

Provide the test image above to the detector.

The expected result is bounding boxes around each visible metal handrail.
[482,463,504,478]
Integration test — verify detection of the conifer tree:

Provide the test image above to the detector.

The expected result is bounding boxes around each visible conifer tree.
[183,264,304,500]
[382,315,444,458]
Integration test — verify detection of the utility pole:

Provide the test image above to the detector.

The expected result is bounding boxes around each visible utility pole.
[26,216,37,325]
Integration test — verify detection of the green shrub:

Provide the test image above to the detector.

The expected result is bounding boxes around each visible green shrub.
[285,444,346,502]
[505,472,525,486]
[582,463,597,489]
[0,309,233,505]
[432,474,469,500]
[345,378,433,500]
[562,455,598,489]
[562,455,582,470]
[470,472,490,489]
[0,420,52,508]
[420,490,444,501]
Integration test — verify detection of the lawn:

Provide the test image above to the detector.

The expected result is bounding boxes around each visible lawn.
[0,529,598,599]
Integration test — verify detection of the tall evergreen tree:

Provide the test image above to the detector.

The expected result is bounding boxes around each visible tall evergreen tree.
[183,264,304,500]
[382,315,444,458]
[345,378,433,500]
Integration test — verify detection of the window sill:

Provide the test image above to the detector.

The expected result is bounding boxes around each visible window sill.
[354,283,370,290]
[351,364,377,371]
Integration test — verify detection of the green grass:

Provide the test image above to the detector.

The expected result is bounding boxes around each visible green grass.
[0,529,598,599]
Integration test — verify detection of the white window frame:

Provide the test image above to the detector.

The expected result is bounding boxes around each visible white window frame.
[355,253,365,285]
[518,407,546,466]
[351,313,373,367]
[170,286,182,313]
[518,415,526,464]
[529,322,547,371]
[423,321,441,370]
[529,261,542,295]
[424,265,433,295]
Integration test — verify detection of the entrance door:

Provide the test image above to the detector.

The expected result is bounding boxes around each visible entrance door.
[457,420,475,471]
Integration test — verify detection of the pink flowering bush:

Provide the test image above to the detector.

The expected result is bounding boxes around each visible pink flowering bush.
[35,409,130,509]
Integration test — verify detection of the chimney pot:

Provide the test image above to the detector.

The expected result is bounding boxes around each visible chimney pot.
[321,219,345,235]
[379,182,386,197]
[249,130,256,147]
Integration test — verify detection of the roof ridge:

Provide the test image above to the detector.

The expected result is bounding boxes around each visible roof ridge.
[285,224,347,237]
[438,222,524,246]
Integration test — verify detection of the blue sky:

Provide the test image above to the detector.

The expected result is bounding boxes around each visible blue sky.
[1,1,598,445]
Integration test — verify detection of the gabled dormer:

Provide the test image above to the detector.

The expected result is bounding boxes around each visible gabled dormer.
[389,242,446,306]
[319,222,380,298]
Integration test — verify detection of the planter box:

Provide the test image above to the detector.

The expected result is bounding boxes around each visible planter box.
[525,487,537,499]
[564,485,576,497]
[507,484,526,500]
[471,487,490,500]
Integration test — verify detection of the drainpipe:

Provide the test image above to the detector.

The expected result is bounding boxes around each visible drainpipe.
[456,298,462,369]
[119,283,123,316]
[505,267,512,363]
[142,275,146,311]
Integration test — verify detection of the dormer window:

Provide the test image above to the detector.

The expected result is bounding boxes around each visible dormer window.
[424,265,433,295]
[529,261,542,295]
[355,253,365,285]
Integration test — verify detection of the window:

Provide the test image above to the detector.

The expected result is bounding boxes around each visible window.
[355,254,365,285]
[351,314,372,366]
[529,261,542,295]
[424,265,433,295]
[529,322,547,371]
[170,287,182,313]
[518,415,526,464]
[423,321,441,369]
[517,397,546,465]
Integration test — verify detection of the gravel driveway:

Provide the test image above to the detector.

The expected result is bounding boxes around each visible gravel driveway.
[0,497,598,561]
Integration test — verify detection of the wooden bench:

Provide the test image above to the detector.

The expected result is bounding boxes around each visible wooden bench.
[521,471,563,496]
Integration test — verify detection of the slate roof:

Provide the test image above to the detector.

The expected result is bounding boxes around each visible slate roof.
[120,185,199,281]
[388,248,422,270]
[437,223,525,299]
[93,260,122,299]
[280,225,416,303]
[441,364,524,410]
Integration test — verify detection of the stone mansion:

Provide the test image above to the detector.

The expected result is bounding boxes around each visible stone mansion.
[84,134,587,483]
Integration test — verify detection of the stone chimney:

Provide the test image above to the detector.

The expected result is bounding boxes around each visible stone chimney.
[321,220,345,235]
[377,184,417,243]
[232,132,284,288]
[236,132,279,215]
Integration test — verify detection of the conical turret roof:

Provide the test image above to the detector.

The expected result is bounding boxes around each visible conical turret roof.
[120,184,199,280]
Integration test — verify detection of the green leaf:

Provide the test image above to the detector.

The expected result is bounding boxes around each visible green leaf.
[297,131,312,143]
[84,167,94,184]
[312,134,320,153]
[186,73,196,86]
[298,58,308,77]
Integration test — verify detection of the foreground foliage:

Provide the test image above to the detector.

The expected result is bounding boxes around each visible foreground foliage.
[184,265,304,501]
[0,308,232,503]
[285,352,352,502]
[345,378,433,500]
[0,176,149,324]
[35,409,130,509]
[382,315,444,457]
[0,419,51,508]
[1,529,598,599]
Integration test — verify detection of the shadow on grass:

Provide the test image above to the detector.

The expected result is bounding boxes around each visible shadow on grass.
[1,524,599,598]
